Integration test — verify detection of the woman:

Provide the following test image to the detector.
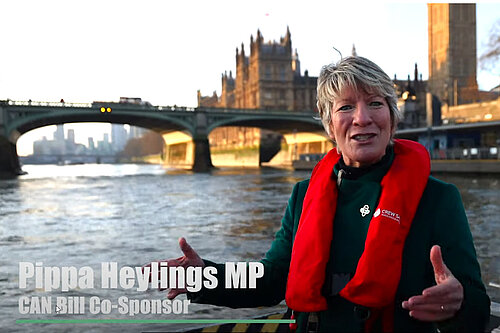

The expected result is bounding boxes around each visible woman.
[153,57,490,332]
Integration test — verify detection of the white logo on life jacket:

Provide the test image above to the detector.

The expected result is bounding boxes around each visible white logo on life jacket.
[373,208,400,223]
[359,205,370,217]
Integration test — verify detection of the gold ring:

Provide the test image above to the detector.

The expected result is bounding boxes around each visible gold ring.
[440,305,445,312]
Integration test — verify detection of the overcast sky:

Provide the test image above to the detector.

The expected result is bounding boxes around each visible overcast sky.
[2,1,498,155]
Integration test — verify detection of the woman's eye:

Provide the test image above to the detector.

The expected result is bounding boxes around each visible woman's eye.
[338,105,353,111]
[370,101,383,107]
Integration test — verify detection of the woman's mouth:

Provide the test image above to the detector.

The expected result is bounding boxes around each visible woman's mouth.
[351,134,376,142]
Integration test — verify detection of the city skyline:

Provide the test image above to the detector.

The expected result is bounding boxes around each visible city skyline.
[28,123,140,154]
[2,1,498,155]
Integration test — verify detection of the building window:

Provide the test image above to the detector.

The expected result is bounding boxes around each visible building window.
[280,65,286,81]
[265,65,271,79]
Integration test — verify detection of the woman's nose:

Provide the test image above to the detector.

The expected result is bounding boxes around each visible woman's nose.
[353,102,372,126]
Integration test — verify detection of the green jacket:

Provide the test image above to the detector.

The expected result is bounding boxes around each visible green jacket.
[190,154,490,332]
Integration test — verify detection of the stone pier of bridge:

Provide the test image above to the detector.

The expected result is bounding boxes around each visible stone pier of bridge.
[0,107,22,177]
[163,110,214,172]
[0,137,22,177]
[0,105,21,177]
[191,111,213,172]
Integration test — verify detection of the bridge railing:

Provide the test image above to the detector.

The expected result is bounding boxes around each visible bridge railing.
[198,106,317,115]
[157,105,196,111]
[0,99,197,111]
[297,146,500,162]
[430,147,500,160]
[1,100,93,108]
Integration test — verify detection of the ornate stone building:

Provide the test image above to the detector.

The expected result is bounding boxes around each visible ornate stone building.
[198,27,317,150]
[393,64,429,128]
[428,3,478,106]
[395,4,497,129]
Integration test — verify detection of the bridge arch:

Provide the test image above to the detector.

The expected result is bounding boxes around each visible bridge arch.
[204,111,329,167]
[6,109,195,142]
[206,112,323,135]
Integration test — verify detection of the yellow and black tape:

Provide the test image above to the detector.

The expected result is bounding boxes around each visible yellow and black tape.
[187,312,291,333]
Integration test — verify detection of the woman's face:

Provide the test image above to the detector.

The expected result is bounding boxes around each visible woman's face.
[330,86,393,168]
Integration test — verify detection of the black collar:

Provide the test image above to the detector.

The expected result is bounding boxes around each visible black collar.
[336,146,393,180]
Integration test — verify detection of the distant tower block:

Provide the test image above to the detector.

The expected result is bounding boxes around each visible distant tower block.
[428,3,478,106]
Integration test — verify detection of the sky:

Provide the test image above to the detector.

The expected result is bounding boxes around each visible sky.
[1,1,498,156]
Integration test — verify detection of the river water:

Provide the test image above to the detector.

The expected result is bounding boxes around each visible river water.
[0,164,498,332]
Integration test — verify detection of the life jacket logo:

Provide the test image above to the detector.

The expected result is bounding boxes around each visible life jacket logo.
[373,208,400,223]
[359,205,370,217]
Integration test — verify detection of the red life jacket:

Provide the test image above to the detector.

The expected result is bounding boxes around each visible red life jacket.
[285,139,430,331]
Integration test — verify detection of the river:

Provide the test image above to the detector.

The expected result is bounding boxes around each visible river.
[0,164,498,332]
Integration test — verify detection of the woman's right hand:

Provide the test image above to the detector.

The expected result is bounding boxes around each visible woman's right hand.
[145,237,205,299]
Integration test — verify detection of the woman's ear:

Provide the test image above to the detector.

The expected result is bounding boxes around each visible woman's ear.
[329,124,336,142]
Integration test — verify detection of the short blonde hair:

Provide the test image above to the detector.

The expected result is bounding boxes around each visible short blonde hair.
[316,56,401,138]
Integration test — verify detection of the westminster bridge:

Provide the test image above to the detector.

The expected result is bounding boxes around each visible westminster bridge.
[0,100,323,176]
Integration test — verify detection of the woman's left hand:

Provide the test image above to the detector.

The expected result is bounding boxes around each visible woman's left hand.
[402,245,464,321]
